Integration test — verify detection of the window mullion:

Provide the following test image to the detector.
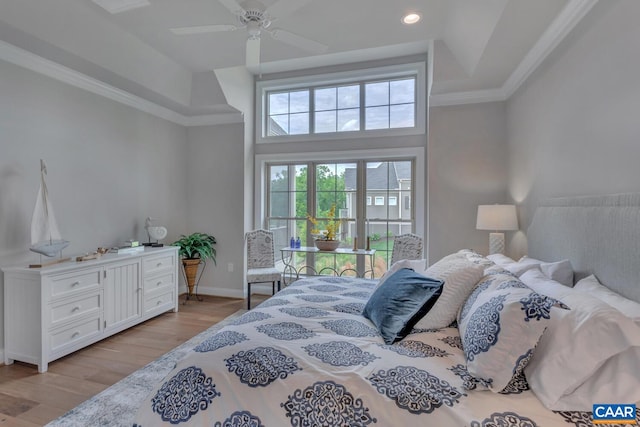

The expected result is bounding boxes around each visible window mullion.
[359,82,365,131]
[309,88,315,135]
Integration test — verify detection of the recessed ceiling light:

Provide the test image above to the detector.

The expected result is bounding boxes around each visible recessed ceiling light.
[402,12,422,25]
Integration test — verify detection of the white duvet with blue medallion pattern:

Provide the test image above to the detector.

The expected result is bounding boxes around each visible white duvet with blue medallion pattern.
[132,276,632,427]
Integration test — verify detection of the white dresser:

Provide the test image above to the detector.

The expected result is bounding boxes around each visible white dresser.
[2,246,179,372]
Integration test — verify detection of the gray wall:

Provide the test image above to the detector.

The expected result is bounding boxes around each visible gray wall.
[506,0,640,258]
[0,58,189,358]
[428,102,509,261]
[186,123,245,298]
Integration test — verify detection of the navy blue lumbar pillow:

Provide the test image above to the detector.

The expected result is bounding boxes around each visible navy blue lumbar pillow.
[363,268,444,344]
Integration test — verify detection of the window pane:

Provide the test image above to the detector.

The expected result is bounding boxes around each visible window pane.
[390,79,415,104]
[289,112,309,135]
[337,108,359,132]
[270,165,289,190]
[269,92,289,115]
[315,111,336,133]
[365,81,389,107]
[390,104,415,128]
[269,115,289,135]
[365,106,389,130]
[389,196,398,206]
[290,90,309,113]
[375,196,385,205]
[338,85,359,109]
[315,87,336,111]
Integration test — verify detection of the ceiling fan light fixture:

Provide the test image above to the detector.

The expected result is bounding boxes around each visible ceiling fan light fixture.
[402,12,421,25]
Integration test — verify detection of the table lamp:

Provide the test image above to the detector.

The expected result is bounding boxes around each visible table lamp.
[476,204,518,254]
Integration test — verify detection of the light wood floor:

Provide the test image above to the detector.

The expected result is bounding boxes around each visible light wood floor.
[0,293,268,427]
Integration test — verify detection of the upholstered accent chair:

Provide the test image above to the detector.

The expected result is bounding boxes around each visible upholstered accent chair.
[245,229,282,309]
[390,233,423,265]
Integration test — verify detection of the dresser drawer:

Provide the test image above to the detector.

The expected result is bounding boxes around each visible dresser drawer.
[143,272,175,293]
[143,254,175,276]
[50,269,101,298]
[144,289,175,314]
[50,316,101,354]
[50,293,101,327]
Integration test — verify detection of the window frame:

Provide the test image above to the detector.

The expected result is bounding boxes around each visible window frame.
[374,196,385,206]
[256,62,426,144]
[255,147,426,257]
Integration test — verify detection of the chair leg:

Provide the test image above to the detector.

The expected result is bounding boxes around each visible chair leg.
[247,283,251,310]
[277,280,281,292]
[272,281,275,295]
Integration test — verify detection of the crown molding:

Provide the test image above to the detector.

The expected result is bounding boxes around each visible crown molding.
[0,39,242,127]
[430,88,506,107]
[502,0,598,98]
[429,0,597,107]
[0,0,597,116]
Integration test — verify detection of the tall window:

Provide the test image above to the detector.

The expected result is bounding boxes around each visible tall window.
[266,160,415,277]
[265,77,416,137]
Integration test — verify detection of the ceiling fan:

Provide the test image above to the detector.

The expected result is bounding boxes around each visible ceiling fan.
[170,0,328,69]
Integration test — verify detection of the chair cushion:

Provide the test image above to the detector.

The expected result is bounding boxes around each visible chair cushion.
[247,267,281,283]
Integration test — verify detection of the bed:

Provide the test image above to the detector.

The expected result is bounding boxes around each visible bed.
[133,194,640,426]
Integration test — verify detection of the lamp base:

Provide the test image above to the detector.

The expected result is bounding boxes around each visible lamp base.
[489,232,505,255]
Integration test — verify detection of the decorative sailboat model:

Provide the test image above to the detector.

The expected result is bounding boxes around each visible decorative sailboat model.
[29,160,70,268]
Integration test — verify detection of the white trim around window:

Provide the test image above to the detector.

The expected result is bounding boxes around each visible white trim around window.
[255,146,426,243]
[255,62,426,144]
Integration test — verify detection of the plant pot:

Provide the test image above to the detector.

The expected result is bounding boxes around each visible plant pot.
[182,258,201,294]
[314,239,340,251]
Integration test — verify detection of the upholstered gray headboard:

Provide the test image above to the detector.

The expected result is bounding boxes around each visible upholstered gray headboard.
[527,193,640,303]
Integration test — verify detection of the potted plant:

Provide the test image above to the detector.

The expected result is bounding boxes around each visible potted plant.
[307,204,341,251]
[172,232,217,295]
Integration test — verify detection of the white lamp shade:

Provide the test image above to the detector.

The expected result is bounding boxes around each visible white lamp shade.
[476,205,518,231]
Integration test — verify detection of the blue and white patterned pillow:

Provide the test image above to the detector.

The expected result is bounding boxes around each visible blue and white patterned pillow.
[458,275,562,393]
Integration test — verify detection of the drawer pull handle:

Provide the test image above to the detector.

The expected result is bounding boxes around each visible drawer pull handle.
[72,306,81,312]
[71,331,80,338]
[157,300,162,305]
[71,281,80,287]
[156,281,163,286]
[156,262,163,267]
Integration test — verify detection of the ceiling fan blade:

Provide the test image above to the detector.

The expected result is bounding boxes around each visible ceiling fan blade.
[171,24,240,35]
[218,0,246,16]
[269,28,327,53]
[246,37,261,69]
[265,0,312,19]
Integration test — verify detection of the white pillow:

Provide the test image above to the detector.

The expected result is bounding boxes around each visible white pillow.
[539,259,574,287]
[520,268,574,302]
[413,255,484,330]
[523,279,640,411]
[486,253,516,266]
[458,249,495,267]
[504,256,574,287]
[458,275,561,393]
[375,259,427,290]
[575,275,640,319]
[503,256,541,276]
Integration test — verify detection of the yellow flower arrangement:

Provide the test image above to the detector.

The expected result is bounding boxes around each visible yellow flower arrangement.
[307,204,339,241]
